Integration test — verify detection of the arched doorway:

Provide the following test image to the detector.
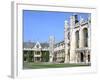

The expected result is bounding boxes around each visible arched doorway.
[83,28,88,47]
[75,30,79,48]
[88,55,90,62]
[80,52,84,62]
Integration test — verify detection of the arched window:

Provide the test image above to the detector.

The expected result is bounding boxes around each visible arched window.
[83,28,88,47]
[75,30,79,48]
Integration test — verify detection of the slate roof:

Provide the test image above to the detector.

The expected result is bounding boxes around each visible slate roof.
[55,41,65,47]
[23,42,49,48]
[40,43,49,48]
[23,42,35,48]
[23,41,65,48]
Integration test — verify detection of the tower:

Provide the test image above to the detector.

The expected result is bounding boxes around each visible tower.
[70,14,79,63]
[49,36,55,62]
[64,20,70,63]
[70,14,78,27]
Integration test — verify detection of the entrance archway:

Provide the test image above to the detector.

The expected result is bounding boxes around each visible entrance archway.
[88,55,90,62]
[80,52,84,62]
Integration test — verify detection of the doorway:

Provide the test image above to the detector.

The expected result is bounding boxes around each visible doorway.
[80,52,84,62]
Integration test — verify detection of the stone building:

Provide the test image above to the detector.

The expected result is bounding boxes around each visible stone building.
[23,14,91,64]
[64,14,91,64]
[54,41,65,63]
[23,41,49,62]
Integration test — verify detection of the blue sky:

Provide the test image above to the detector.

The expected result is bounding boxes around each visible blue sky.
[23,10,90,43]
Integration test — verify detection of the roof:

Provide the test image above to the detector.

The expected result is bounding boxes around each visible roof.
[40,43,49,48]
[55,41,65,47]
[23,42,35,48]
[23,42,49,48]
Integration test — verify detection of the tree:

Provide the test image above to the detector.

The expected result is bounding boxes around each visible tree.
[41,51,49,62]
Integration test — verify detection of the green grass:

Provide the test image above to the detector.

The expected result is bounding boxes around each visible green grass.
[23,62,90,69]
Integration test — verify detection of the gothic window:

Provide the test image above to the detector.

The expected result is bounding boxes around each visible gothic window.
[83,28,88,47]
[75,30,79,48]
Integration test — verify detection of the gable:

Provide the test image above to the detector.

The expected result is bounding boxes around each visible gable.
[34,41,41,49]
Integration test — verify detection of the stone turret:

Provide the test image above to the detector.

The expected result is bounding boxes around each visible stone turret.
[70,14,78,28]
[64,20,70,63]
[69,14,79,63]
[49,36,55,62]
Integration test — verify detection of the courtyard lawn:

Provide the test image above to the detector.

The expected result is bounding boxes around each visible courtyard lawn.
[23,62,90,69]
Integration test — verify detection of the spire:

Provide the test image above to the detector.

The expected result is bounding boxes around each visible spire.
[49,36,55,49]
[64,20,68,26]
[64,20,69,30]
[70,14,78,27]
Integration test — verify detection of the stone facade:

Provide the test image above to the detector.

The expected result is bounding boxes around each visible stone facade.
[64,14,91,64]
